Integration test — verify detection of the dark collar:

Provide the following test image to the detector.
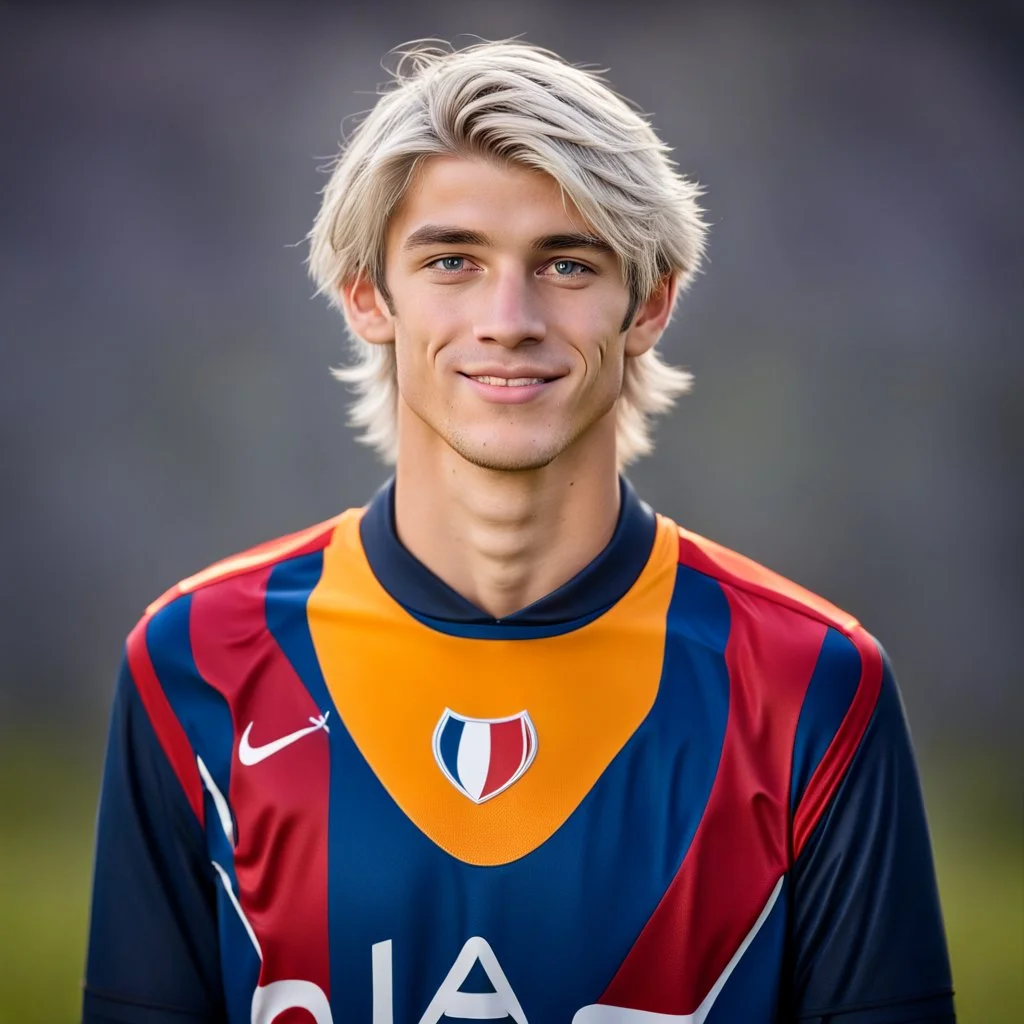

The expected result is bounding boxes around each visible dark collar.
[358,476,656,633]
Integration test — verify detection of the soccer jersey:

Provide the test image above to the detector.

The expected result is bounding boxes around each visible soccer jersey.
[83,479,955,1023]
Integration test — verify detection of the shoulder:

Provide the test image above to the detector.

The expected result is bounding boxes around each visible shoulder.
[671,521,881,681]
[674,523,862,639]
[673,516,882,680]
[143,513,348,620]
[125,511,356,681]
[124,511,347,652]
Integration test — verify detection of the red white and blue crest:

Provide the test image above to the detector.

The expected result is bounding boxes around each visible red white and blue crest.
[432,708,538,804]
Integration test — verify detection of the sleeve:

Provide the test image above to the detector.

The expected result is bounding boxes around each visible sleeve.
[783,647,956,1023]
[82,654,225,1023]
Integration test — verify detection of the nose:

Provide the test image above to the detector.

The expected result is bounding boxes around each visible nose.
[473,270,546,348]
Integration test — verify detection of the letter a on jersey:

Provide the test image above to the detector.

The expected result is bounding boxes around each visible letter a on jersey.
[418,937,528,1024]
[371,937,527,1024]
[432,709,538,803]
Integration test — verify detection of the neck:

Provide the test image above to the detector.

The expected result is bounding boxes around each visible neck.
[394,431,620,621]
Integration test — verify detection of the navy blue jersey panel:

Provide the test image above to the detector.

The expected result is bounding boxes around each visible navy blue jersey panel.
[404,603,612,639]
[265,550,333,712]
[704,881,786,1022]
[82,989,220,1024]
[211,885,261,1024]
[83,657,223,1022]
[787,651,954,1018]
[665,562,732,654]
[360,474,656,631]
[790,627,864,813]
[798,992,956,1022]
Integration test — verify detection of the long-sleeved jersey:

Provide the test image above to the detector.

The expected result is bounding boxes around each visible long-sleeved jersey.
[83,479,955,1023]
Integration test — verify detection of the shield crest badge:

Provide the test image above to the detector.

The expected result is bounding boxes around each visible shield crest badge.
[432,708,538,803]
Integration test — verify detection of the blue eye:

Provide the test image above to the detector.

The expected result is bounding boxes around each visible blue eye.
[432,256,465,271]
[551,259,588,276]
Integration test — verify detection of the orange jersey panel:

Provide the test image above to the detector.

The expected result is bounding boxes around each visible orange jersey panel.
[307,510,680,866]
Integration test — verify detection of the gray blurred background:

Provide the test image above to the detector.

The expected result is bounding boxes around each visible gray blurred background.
[0,1,1021,1020]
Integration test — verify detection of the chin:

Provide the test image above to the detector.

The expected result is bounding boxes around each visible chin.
[445,430,568,473]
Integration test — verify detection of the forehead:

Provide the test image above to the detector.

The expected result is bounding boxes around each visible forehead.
[387,155,597,246]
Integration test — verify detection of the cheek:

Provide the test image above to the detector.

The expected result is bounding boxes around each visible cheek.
[391,291,462,362]
[561,295,628,360]
[390,322,423,395]
[392,319,458,414]
[576,320,627,381]
[593,354,626,407]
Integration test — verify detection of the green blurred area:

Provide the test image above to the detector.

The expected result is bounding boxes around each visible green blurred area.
[0,740,1020,1023]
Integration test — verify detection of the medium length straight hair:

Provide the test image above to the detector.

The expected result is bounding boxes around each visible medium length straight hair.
[307,39,708,467]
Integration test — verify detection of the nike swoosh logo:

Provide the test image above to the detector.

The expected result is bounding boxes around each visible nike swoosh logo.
[238,712,331,766]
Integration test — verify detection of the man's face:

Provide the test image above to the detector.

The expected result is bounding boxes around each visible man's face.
[363,155,661,472]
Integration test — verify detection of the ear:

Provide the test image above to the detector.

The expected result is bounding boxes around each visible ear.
[623,274,678,357]
[340,273,396,344]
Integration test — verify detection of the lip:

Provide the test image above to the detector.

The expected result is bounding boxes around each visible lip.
[458,365,566,381]
[458,369,564,405]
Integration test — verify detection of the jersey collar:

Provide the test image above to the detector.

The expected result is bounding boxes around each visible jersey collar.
[359,476,656,629]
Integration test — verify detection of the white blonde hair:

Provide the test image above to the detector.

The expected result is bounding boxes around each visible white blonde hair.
[307,38,707,467]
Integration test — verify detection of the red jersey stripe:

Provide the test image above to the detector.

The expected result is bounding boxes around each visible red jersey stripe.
[792,628,883,855]
[599,580,826,1013]
[189,565,332,998]
[675,525,885,861]
[125,615,205,825]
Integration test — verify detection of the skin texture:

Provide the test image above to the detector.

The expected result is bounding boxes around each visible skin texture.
[343,155,676,617]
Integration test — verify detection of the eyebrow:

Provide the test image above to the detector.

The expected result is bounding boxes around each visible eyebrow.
[402,224,614,255]
[534,233,614,255]
[402,226,489,250]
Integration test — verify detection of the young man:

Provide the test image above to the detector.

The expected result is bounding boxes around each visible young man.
[84,40,955,1024]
